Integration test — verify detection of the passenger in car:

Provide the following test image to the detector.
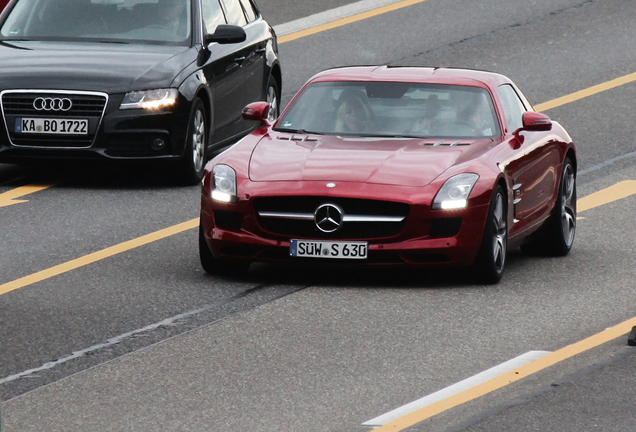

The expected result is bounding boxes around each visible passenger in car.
[334,90,374,134]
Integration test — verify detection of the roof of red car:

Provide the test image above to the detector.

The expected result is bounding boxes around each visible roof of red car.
[307,66,511,89]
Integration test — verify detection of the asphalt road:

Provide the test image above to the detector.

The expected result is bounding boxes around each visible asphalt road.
[2,0,636,431]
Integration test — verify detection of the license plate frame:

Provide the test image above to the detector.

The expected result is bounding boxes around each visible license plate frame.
[16,117,89,135]
[290,239,368,260]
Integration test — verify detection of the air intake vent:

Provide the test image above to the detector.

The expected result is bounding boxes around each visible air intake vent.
[1,90,108,148]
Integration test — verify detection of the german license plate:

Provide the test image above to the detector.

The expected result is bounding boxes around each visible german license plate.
[16,118,88,135]
[290,239,368,260]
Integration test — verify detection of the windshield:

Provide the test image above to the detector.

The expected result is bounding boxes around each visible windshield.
[276,81,501,139]
[0,0,191,45]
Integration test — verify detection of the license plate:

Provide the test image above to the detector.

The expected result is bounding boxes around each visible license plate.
[16,118,88,135]
[290,239,368,260]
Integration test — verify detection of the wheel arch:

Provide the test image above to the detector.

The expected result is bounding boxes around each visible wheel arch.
[565,148,577,173]
[195,87,213,139]
[270,63,282,96]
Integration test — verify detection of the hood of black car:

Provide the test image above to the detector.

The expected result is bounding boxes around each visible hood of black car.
[0,41,196,93]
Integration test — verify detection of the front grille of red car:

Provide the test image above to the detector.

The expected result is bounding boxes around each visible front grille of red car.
[1,91,108,148]
[254,196,409,240]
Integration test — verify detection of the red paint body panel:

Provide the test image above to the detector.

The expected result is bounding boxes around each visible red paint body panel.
[200,66,575,270]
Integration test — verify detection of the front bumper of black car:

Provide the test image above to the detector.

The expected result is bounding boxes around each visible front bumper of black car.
[0,89,189,162]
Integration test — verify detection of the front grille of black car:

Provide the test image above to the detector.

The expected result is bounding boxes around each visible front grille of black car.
[254,196,409,240]
[1,91,108,148]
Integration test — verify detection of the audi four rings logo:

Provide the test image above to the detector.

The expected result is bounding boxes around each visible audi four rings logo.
[33,97,73,111]
[314,203,344,233]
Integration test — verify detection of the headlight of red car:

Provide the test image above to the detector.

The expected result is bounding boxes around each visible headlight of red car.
[432,173,479,210]
[211,164,237,203]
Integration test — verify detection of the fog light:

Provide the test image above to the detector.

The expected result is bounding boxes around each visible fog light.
[151,138,166,151]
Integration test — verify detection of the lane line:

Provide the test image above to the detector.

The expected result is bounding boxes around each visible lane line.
[370,316,636,431]
[535,72,636,112]
[0,292,242,385]
[277,0,428,43]
[579,149,636,176]
[363,351,551,427]
[0,180,633,296]
[274,0,414,37]
[363,181,636,429]
[0,218,199,296]
[577,180,636,213]
[0,1,635,296]
[0,184,55,208]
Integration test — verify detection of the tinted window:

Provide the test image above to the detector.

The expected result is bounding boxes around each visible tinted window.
[220,0,247,26]
[239,0,257,22]
[1,0,191,44]
[201,0,226,34]
[276,82,500,138]
[497,84,527,132]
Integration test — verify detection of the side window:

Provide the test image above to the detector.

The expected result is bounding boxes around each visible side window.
[201,0,226,34]
[220,0,247,26]
[239,0,258,22]
[497,84,527,132]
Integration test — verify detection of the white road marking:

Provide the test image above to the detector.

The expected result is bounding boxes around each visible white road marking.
[273,0,406,36]
[362,350,551,427]
[0,302,225,385]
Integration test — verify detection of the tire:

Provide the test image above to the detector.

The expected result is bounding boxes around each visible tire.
[473,185,507,284]
[521,157,576,256]
[198,223,250,276]
[179,98,208,185]
[265,77,280,123]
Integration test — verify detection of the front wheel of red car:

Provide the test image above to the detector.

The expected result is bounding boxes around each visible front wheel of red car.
[199,224,250,276]
[473,185,507,284]
[521,157,576,256]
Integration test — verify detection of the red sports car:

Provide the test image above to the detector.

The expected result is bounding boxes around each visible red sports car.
[199,66,576,283]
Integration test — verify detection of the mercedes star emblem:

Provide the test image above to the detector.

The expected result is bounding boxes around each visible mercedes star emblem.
[314,203,344,233]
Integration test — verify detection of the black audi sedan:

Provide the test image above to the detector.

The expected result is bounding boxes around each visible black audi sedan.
[0,0,281,184]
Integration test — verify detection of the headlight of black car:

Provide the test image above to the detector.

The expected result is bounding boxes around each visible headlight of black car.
[120,88,179,110]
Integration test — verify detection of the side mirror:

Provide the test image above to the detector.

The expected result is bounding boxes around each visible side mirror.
[522,111,552,132]
[205,24,247,45]
[242,101,271,126]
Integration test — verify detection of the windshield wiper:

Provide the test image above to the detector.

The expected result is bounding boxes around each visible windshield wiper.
[0,39,32,50]
[97,40,129,44]
[273,127,322,135]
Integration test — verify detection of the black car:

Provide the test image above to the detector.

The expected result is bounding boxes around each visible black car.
[0,0,281,184]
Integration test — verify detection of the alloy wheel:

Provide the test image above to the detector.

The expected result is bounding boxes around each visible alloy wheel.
[560,163,576,247]
[491,191,507,273]
[266,84,279,123]
[191,109,205,173]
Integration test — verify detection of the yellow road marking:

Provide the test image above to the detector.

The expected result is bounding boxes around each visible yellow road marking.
[374,315,636,431]
[0,3,633,299]
[0,218,199,296]
[0,178,633,295]
[534,72,636,112]
[577,180,636,213]
[0,184,55,208]
[373,181,636,430]
[0,4,634,427]
[278,0,429,43]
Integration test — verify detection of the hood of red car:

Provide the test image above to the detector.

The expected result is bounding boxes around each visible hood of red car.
[248,134,482,187]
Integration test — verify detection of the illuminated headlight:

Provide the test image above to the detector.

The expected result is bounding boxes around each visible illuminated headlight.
[120,88,178,110]
[211,165,237,203]
[432,173,479,210]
